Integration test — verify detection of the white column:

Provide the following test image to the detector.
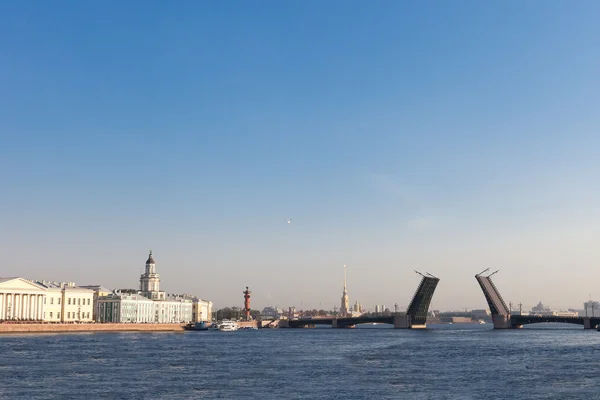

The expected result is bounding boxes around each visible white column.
[5,294,10,318]
[29,295,34,320]
[37,294,41,320]
[0,293,4,320]
[23,294,28,319]
[15,294,20,319]
[37,295,42,321]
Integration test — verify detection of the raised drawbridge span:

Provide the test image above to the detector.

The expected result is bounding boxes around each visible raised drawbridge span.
[288,272,439,329]
[475,269,600,329]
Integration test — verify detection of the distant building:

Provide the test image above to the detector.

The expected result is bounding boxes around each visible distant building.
[97,292,155,323]
[553,310,578,317]
[191,298,213,322]
[96,252,193,323]
[288,307,297,319]
[471,309,491,319]
[79,285,112,321]
[531,301,552,316]
[375,305,386,314]
[0,277,47,321]
[262,307,281,318]
[451,316,473,323]
[35,281,94,323]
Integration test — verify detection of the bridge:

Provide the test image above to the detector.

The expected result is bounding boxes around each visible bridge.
[287,272,439,329]
[475,269,600,329]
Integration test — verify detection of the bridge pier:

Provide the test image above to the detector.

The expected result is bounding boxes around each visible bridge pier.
[584,317,592,329]
[331,318,337,329]
[393,313,410,329]
[493,315,511,329]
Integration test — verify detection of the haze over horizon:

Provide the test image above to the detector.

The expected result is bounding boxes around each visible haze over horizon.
[1,2,599,312]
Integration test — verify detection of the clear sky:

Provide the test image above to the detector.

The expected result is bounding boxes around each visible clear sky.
[1,1,599,312]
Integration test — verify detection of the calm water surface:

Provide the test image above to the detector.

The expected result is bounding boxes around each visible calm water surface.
[1,324,599,399]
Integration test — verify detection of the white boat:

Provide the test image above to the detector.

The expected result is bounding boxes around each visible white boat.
[218,320,239,332]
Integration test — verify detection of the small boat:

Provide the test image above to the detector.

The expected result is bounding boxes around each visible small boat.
[184,321,209,331]
[218,320,239,332]
[239,326,258,330]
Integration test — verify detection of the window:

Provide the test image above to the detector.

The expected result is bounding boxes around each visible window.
[50,312,53,318]
[78,298,81,306]
[87,299,90,305]
[58,312,61,319]
[68,298,71,305]
[50,298,54,305]
[67,312,70,318]
[58,298,61,305]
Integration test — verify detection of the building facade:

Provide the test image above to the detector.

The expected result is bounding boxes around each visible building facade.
[79,285,112,321]
[35,281,94,322]
[97,293,155,323]
[191,298,213,322]
[96,252,193,323]
[0,278,46,321]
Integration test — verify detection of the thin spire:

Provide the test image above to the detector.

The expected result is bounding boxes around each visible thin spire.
[343,264,347,292]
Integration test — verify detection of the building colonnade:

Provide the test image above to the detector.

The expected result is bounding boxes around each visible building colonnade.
[0,293,45,320]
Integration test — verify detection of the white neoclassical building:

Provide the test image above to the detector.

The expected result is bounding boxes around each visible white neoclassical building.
[34,281,94,322]
[0,278,47,321]
[97,293,155,323]
[96,252,193,323]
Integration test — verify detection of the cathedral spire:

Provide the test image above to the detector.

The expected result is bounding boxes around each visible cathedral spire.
[340,264,350,316]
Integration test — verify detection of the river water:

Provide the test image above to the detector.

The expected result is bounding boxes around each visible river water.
[1,324,599,399]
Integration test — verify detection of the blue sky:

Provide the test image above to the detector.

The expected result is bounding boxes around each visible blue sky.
[1,2,600,311]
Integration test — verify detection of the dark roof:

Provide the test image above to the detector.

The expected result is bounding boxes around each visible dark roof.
[146,251,155,264]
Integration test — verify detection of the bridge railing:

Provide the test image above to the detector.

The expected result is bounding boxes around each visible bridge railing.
[487,277,509,315]
[475,275,509,316]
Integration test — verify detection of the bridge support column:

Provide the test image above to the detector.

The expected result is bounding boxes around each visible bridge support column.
[393,313,410,329]
[332,318,338,329]
[584,317,592,329]
[493,315,511,329]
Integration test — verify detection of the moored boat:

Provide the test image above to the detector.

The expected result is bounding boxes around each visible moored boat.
[184,321,209,331]
[218,320,239,332]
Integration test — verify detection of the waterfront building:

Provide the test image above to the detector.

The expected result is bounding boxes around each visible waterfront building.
[191,298,213,322]
[96,252,193,323]
[471,309,491,320]
[0,277,46,321]
[79,285,112,321]
[40,283,62,322]
[35,281,94,322]
[97,292,155,323]
[340,265,350,317]
[531,301,552,316]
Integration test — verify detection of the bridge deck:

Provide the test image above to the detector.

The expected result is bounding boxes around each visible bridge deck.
[288,315,394,328]
[511,315,600,328]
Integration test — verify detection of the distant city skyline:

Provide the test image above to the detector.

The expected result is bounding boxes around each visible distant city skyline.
[2,2,600,310]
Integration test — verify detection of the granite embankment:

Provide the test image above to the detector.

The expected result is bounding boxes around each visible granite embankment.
[0,323,185,334]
